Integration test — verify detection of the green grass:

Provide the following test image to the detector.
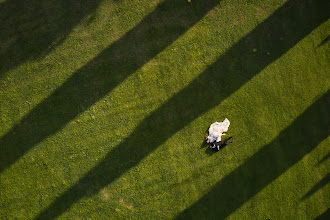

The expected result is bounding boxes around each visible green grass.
[0,0,329,219]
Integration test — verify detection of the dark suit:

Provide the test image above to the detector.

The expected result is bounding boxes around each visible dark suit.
[212,136,233,151]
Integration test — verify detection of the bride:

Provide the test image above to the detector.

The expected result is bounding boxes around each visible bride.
[205,118,230,143]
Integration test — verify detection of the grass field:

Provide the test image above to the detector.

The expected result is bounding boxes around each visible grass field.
[0,0,329,219]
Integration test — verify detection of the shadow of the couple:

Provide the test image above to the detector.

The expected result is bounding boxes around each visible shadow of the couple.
[201,136,234,156]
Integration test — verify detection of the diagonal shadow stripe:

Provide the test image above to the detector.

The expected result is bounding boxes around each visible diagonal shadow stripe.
[0,0,103,76]
[301,173,330,201]
[317,152,330,166]
[318,34,330,47]
[34,0,329,219]
[315,208,330,220]
[0,0,220,173]
[176,91,329,219]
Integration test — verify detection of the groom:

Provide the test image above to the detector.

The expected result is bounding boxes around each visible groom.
[209,136,233,151]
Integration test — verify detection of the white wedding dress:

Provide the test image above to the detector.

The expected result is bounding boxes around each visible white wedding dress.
[207,118,230,142]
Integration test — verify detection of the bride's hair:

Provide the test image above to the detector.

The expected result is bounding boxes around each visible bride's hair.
[204,134,209,143]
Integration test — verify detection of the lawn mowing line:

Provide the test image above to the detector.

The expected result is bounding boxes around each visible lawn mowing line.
[0,0,220,174]
[34,0,329,219]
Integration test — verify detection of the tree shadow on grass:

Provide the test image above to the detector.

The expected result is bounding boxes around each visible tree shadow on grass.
[301,173,329,201]
[0,0,220,173]
[0,0,103,77]
[317,152,330,166]
[176,90,329,220]
[33,0,329,218]
[315,208,330,220]
[318,35,330,47]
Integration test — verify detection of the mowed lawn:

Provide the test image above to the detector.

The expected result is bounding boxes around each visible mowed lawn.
[0,0,329,219]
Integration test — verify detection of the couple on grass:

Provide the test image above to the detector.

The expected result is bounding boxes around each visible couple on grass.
[205,118,233,151]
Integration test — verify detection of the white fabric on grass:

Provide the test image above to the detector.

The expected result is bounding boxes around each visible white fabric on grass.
[207,118,230,142]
